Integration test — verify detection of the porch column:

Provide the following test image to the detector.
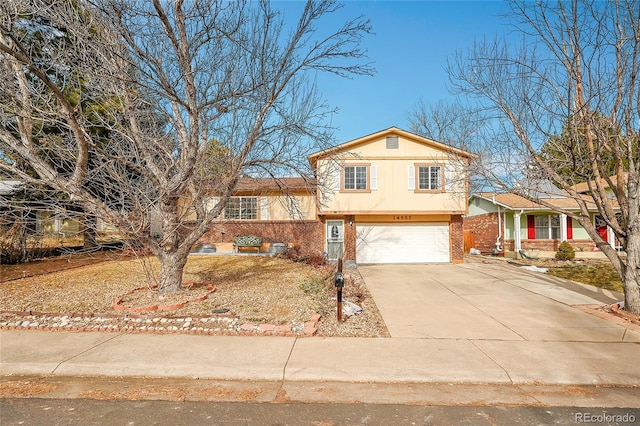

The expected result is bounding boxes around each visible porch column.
[514,213,522,253]
[607,226,616,249]
[560,213,567,242]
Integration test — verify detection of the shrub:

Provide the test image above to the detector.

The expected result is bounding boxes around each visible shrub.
[555,241,575,260]
[299,277,327,295]
[284,246,328,267]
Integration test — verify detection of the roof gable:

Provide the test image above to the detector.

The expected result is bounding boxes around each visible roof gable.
[308,127,474,164]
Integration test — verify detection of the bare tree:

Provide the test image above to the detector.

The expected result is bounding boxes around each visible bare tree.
[442,0,640,314]
[408,99,479,150]
[408,99,487,192]
[0,0,373,293]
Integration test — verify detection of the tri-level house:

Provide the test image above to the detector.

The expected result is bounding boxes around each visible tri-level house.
[198,127,474,264]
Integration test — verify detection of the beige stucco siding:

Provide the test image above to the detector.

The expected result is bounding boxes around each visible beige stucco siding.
[314,132,470,214]
[339,135,453,158]
[197,194,316,221]
[262,194,316,220]
[317,156,467,214]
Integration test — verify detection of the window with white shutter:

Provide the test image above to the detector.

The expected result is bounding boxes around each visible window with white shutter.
[445,164,455,191]
[260,197,268,220]
[341,164,371,191]
[224,197,258,220]
[413,164,444,192]
[407,165,415,190]
[333,167,341,191]
[370,165,378,190]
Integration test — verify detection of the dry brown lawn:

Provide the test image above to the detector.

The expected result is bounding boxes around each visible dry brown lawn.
[508,258,624,293]
[0,253,390,337]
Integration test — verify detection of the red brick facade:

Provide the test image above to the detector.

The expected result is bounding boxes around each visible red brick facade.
[450,215,464,263]
[197,214,469,263]
[333,215,464,264]
[200,220,324,255]
[463,212,501,253]
[343,215,356,262]
[503,239,595,252]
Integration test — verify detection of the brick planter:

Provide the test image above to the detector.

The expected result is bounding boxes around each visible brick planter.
[113,282,216,313]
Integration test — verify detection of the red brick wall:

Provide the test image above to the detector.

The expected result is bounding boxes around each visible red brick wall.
[343,215,356,262]
[463,213,500,253]
[199,220,323,255]
[504,239,595,252]
[450,215,464,263]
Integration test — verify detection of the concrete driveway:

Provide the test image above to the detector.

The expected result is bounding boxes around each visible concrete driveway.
[359,260,639,342]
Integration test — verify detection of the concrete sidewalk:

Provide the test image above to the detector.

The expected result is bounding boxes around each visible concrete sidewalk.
[1,261,639,406]
[2,325,638,386]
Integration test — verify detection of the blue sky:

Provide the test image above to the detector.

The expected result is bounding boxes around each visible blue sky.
[281,1,512,143]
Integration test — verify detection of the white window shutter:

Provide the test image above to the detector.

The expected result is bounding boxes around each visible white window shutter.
[333,167,341,191]
[208,197,221,218]
[407,165,415,190]
[370,165,378,190]
[445,164,455,191]
[260,196,268,220]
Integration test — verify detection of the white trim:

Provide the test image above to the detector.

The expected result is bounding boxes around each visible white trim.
[260,196,268,220]
[407,165,415,190]
[370,165,378,190]
[445,164,455,191]
[326,220,344,260]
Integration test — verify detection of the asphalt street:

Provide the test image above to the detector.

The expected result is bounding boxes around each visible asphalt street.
[2,398,639,426]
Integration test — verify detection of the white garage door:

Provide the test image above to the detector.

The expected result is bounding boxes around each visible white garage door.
[356,223,450,264]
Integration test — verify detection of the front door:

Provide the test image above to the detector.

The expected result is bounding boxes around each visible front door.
[326,220,344,260]
[595,216,608,242]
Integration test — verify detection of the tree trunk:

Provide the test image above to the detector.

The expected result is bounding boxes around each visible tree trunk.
[157,249,188,294]
[83,213,98,250]
[623,230,640,315]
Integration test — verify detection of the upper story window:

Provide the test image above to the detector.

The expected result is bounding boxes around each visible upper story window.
[343,165,368,191]
[225,196,257,220]
[416,165,443,191]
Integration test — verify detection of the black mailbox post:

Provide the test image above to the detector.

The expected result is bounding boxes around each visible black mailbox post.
[335,259,344,322]
[334,272,344,288]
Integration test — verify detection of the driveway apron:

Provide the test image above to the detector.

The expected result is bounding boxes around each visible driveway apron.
[358,262,638,343]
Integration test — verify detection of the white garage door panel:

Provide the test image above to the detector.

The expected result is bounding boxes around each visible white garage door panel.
[356,223,450,264]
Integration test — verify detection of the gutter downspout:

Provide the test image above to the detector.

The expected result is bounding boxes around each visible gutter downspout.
[492,195,503,253]
[496,205,502,252]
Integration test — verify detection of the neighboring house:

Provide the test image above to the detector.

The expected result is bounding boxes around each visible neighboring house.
[0,180,113,238]
[199,127,475,264]
[465,189,620,256]
[570,173,628,199]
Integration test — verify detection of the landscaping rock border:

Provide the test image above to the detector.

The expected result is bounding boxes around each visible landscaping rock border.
[0,312,321,337]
